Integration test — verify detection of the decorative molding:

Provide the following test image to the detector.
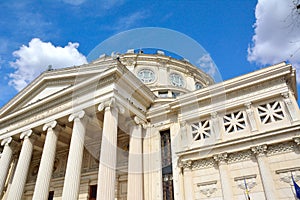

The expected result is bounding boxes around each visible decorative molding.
[235,175,257,191]
[197,180,217,197]
[251,144,267,157]
[294,137,300,145]
[244,102,258,132]
[276,167,300,185]
[179,159,193,169]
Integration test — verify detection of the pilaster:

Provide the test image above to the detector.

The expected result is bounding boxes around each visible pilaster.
[251,144,278,200]
[0,137,13,197]
[213,153,234,200]
[180,160,195,200]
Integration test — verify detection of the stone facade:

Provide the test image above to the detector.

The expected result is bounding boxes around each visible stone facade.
[0,51,299,200]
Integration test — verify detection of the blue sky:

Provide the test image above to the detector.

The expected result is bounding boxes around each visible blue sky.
[1,0,300,107]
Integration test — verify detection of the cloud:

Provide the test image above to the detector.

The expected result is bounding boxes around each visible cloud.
[248,0,300,82]
[9,38,87,91]
[197,54,217,77]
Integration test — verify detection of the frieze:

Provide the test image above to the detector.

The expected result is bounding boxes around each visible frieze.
[266,142,295,156]
[227,150,253,163]
[192,158,215,169]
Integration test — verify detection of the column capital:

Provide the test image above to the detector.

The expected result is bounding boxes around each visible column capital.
[180,121,187,127]
[43,120,57,131]
[213,153,228,165]
[68,110,85,122]
[251,144,268,157]
[179,159,193,169]
[294,137,300,146]
[244,102,252,109]
[20,130,33,140]
[98,97,125,114]
[1,137,12,146]
[211,112,218,118]
[133,116,147,127]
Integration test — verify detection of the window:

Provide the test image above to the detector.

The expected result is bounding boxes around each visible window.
[48,191,54,200]
[137,69,155,83]
[195,82,202,90]
[160,130,174,200]
[223,111,246,133]
[191,120,211,141]
[257,101,284,124]
[89,185,97,200]
[169,73,184,87]
[172,91,180,98]
[158,91,169,98]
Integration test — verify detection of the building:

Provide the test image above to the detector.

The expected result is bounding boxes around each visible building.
[0,50,300,200]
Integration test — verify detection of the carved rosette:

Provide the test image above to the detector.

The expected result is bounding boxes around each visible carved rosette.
[213,153,228,165]
[251,144,267,157]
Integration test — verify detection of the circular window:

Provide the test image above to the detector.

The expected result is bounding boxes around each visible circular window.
[137,69,156,83]
[169,73,184,87]
[195,82,202,90]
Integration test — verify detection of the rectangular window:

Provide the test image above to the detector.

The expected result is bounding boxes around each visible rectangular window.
[48,191,54,200]
[160,129,174,200]
[89,185,97,200]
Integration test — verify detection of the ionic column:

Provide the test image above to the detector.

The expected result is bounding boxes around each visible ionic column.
[213,153,234,200]
[62,110,87,200]
[127,116,144,200]
[33,121,62,200]
[181,160,195,200]
[251,144,278,199]
[7,130,35,200]
[97,98,123,200]
[0,137,13,197]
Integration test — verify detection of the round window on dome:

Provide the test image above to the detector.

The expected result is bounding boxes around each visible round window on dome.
[137,69,156,83]
[195,82,202,90]
[169,73,184,87]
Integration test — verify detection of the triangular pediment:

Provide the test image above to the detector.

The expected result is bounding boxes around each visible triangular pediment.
[0,59,117,118]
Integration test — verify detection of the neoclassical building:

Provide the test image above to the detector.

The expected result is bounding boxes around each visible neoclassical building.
[0,50,300,200]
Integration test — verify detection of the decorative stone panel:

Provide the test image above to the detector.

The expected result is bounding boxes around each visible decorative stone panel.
[223,111,246,133]
[257,101,284,124]
[191,120,211,141]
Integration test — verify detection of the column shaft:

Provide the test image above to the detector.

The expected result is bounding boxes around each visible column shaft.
[0,138,13,197]
[62,112,86,200]
[7,132,34,200]
[97,106,118,200]
[218,164,234,200]
[32,121,60,200]
[127,124,144,200]
[257,155,277,199]
[183,167,194,200]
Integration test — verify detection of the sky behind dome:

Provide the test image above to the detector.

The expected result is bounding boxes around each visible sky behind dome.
[1,0,300,107]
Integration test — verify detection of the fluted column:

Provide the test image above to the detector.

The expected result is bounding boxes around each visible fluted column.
[33,121,62,200]
[62,110,87,200]
[251,144,277,199]
[181,160,195,200]
[0,137,13,197]
[127,116,144,200]
[213,153,234,200]
[7,130,35,200]
[97,98,123,200]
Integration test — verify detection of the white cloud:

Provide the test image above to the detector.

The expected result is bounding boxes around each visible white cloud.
[9,38,87,91]
[197,54,216,77]
[248,0,300,82]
